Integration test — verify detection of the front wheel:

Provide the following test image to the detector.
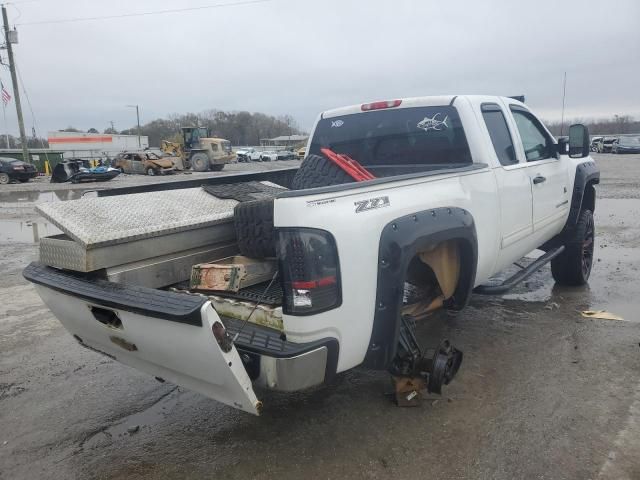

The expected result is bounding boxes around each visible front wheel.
[0,172,10,184]
[190,153,209,172]
[146,167,156,176]
[551,209,595,286]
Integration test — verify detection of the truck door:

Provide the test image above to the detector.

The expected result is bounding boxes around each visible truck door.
[509,106,569,233]
[480,103,533,250]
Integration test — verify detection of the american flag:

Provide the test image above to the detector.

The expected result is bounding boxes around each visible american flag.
[1,82,11,106]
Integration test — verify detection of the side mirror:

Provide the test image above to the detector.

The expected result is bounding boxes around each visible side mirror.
[557,137,569,156]
[568,124,590,158]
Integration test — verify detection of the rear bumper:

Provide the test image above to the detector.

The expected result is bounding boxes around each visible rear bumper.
[23,262,338,397]
[223,316,338,391]
[10,170,37,180]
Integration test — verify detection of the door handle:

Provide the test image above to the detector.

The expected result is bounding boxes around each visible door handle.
[533,175,546,184]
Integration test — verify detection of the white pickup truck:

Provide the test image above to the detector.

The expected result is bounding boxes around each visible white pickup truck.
[24,95,599,415]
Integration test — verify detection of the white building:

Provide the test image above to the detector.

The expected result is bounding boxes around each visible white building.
[47,132,149,159]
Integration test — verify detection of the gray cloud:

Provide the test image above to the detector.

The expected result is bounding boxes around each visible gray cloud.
[3,0,638,136]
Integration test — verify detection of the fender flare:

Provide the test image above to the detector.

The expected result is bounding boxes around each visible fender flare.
[363,207,478,370]
[567,160,600,228]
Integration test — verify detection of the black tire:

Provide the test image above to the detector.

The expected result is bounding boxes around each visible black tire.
[234,198,276,258]
[0,172,9,184]
[291,154,355,190]
[551,209,595,286]
[191,153,209,172]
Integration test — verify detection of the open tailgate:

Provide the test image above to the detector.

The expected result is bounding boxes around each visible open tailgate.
[24,262,262,415]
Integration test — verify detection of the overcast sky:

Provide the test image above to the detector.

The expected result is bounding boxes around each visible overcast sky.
[2,0,638,136]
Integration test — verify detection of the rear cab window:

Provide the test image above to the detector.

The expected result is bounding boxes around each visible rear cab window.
[309,105,472,176]
[481,103,517,166]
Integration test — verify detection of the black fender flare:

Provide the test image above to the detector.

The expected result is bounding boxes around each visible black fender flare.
[567,160,600,228]
[363,207,478,370]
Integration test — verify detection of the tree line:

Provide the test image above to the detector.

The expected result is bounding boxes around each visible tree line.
[545,115,640,136]
[118,110,302,147]
[0,135,50,149]
[55,110,303,147]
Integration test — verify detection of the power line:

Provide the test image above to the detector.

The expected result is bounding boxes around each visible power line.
[14,0,271,26]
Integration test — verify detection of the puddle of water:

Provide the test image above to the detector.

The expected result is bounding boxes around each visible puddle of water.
[0,219,61,243]
[0,189,92,204]
[82,387,180,450]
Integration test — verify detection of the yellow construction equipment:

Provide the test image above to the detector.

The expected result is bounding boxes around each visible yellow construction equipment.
[161,127,234,172]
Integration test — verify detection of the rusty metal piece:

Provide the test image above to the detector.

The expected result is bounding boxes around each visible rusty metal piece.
[191,256,277,292]
[419,240,460,299]
[401,296,444,319]
[109,335,138,352]
[392,375,427,407]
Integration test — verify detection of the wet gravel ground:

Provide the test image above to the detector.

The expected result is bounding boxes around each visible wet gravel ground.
[1,154,639,479]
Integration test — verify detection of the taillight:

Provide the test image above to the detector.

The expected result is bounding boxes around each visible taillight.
[361,99,402,111]
[277,228,341,315]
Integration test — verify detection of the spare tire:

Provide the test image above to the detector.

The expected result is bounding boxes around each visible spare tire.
[234,198,276,258]
[291,154,355,190]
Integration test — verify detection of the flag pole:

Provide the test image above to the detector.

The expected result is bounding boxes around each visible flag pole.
[2,92,8,149]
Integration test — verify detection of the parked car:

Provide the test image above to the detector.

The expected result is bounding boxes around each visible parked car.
[260,151,278,162]
[26,94,600,415]
[276,150,296,160]
[597,137,617,153]
[612,136,640,154]
[235,149,249,162]
[236,148,262,162]
[113,151,175,175]
[590,136,602,152]
[0,157,37,184]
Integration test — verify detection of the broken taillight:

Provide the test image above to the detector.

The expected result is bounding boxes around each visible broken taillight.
[361,99,402,111]
[277,229,341,315]
[212,321,232,352]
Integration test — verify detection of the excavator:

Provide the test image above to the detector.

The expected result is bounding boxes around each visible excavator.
[161,127,234,171]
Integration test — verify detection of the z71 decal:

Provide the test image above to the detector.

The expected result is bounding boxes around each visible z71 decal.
[354,196,390,213]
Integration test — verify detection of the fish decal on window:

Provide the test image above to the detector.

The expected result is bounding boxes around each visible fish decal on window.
[417,113,449,132]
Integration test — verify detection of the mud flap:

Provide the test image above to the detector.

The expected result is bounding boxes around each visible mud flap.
[34,285,262,415]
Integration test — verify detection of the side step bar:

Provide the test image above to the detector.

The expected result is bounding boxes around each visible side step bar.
[474,246,565,295]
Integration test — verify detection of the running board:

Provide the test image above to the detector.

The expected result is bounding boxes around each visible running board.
[473,246,565,295]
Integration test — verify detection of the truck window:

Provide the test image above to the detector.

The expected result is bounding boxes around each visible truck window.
[510,108,554,162]
[481,104,517,166]
[309,106,472,168]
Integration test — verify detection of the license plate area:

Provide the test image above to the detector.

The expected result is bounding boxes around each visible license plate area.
[90,305,123,329]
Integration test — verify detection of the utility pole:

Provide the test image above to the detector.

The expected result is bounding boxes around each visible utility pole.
[126,104,141,148]
[560,72,567,137]
[109,120,115,132]
[2,5,28,163]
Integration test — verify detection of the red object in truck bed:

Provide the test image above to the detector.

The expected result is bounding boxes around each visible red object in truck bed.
[320,148,376,182]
